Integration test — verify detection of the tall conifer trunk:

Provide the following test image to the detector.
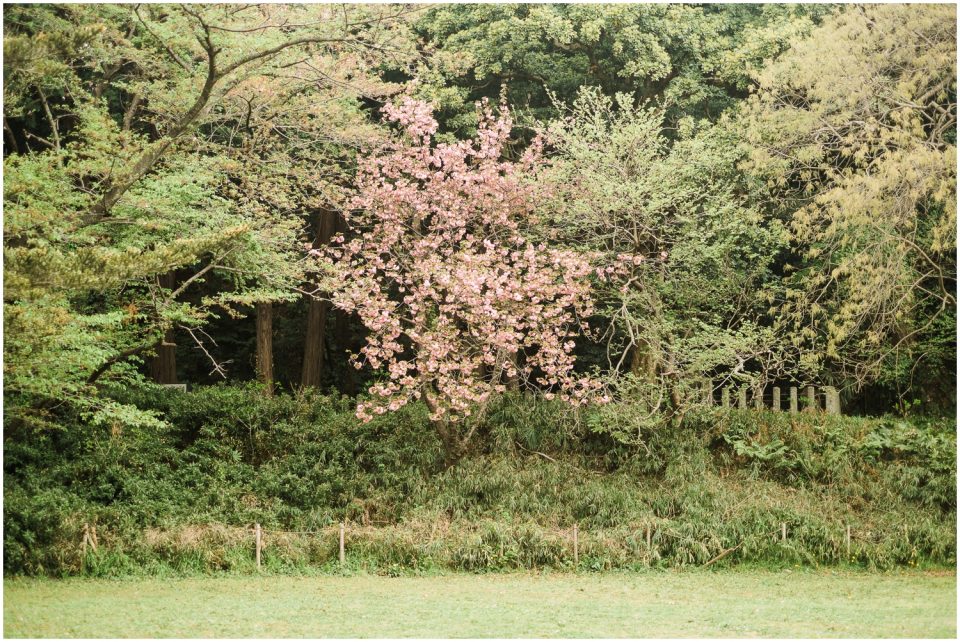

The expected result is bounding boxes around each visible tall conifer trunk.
[151,271,177,384]
[256,302,274,396]
[301,300,328,387]
[331,213,359,396]
[301,210,337,387]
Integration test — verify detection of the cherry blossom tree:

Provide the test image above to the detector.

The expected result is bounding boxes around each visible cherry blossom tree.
[325,97,605,462]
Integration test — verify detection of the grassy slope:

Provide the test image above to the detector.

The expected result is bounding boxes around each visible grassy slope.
[4,570,956,638]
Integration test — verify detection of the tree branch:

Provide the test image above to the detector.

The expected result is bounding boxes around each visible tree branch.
[85,12,366,225]
[4,116,20,154]
[86,340,156,385]
[37,87,60,152]
[122,92,143,132]
[86,15,219,222]
[169,253,229,300]
[134,4,191,72]
[216,35,348,79]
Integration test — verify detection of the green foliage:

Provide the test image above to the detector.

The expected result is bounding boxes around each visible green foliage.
[4,387,954,576]
[706,410,956,509]
[3,384,439,575]
[738,4,957,405]
[1,2,955,583]
[539,87,788,417]
[3,3,414,427]
[411,4,830,134]
[4,3,953,430]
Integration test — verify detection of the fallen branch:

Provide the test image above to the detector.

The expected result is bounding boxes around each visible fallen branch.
[702,527,779,568]
[702,541,745,568]
[514,441,558,463]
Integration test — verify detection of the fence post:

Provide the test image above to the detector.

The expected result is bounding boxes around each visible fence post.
[573,524,579,568]
[754,387,763,410]
[845,524,851,557]
[790,387,798,413]
[722,387,730,408]
[646,525,652,549]
[825,386,841,414]
[773,387,781,411]
[82,524,89,558]
[806,385,816,412]
[703,380,713,406]
[255,523,262,571]
[738,387,747,409]
[339,522,346,566]
[781,522,787,542]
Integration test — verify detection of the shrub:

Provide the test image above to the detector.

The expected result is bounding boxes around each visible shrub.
[3,384,955,575]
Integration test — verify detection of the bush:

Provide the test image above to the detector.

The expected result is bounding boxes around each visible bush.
[3,384,955,575]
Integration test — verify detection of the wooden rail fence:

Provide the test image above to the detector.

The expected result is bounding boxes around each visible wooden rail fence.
[158,520,865,571]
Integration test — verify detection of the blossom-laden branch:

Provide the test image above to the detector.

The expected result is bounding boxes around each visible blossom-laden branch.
[322,98,610,424]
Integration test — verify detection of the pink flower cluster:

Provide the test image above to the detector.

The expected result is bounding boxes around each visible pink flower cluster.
[327,98,602,422]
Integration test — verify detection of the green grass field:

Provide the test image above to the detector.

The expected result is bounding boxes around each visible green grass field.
[4,570,955,638]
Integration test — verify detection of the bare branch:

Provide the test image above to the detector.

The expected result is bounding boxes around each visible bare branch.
[181,325,229,379]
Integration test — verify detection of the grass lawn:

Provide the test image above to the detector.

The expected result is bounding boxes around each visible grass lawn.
[4,569,956,638]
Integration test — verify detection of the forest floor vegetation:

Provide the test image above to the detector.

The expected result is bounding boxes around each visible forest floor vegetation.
[4,386,955,577]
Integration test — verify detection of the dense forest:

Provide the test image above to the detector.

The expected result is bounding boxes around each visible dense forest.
[3,4,957,575]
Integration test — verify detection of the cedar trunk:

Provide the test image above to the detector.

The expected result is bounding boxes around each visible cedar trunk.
[256,302,274,396]
[150,272,177,384]
[301,210,337,387]
[331,213,359,395]
[301,299,329,387]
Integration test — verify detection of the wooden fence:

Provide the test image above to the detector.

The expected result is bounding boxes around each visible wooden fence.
[161,381,840,414]
[123,520,860,571]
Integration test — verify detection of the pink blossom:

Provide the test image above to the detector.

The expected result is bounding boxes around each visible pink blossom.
[324,99,603,422]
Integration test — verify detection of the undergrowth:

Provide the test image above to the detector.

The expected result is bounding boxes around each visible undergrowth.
[3,384,956,576]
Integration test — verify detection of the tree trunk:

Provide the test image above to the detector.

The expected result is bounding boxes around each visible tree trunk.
[151,329,178,384]
[150,272,177,384]
[332,214,359,395]
[504,350,520,391]
[301,300,329,387]
[436,419,460,468]
[301,210,337,387]
[424,388,460,467]
[256,302,274,396]
[629,337,658,382]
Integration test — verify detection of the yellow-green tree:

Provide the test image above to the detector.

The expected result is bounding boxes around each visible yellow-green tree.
[740,4,956,406]
[538,87,788,431]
